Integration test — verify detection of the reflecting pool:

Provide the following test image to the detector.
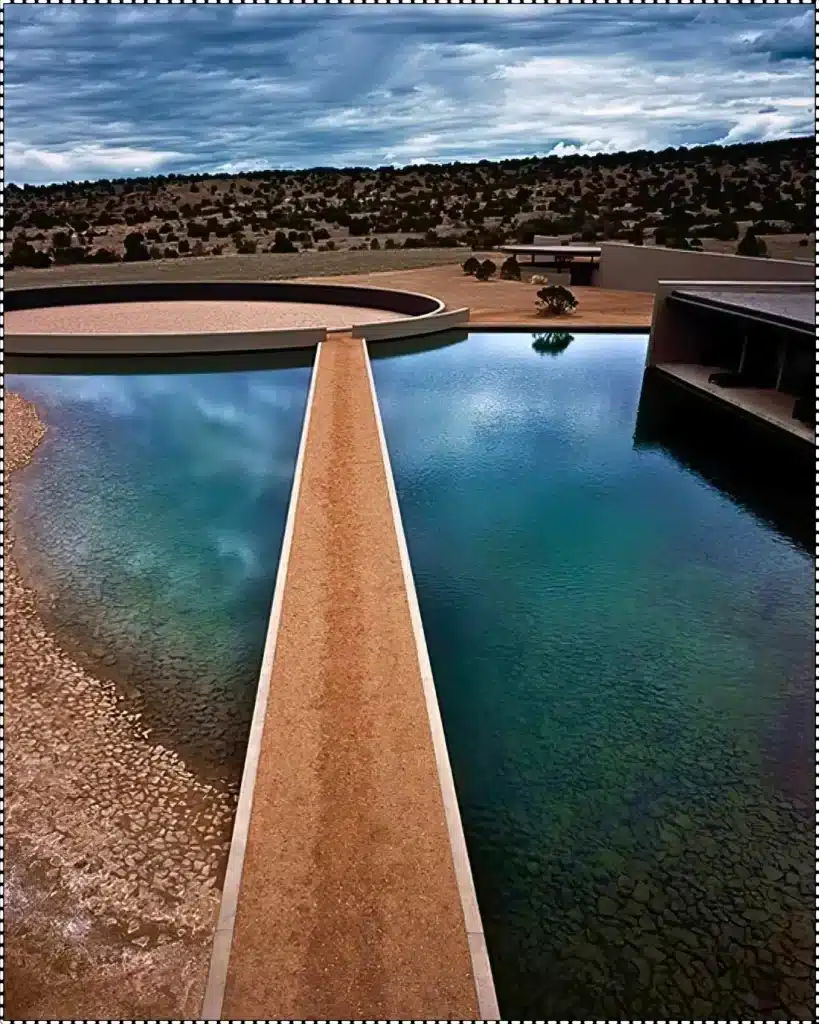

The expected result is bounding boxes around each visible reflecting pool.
[8,350,313,787]
[371,331,815,1018]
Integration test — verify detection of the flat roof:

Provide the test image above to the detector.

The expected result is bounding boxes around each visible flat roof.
[669,287,815,334]
[499,244,601,256]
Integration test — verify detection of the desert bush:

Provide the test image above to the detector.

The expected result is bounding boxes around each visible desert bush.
[163,247,179,259]
[370,237,381,250]
[271,230,296,253]
[86,247,121,264]
[52,246,87,265]
[536,285,578,316]
[178,238,190,254]
[474,258,497,281]
[500,255,521,281]
[737,227,768,258]
[123,232,150,262]
[462,256,480,275]
[8,238,51,269]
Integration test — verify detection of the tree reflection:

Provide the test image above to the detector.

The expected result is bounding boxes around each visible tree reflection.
[532,331,574,357]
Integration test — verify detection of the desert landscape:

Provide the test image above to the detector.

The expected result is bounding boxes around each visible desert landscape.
[6,135,813,276]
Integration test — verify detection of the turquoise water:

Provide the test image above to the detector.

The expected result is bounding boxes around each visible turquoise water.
[371,331,815,1018]
[8,352,313,786]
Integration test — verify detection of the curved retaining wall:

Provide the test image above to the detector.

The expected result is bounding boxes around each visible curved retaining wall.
[5,280,447,356]
[351,307,470,342]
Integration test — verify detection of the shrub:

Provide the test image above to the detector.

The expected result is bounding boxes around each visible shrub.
[737,227,768,258]
[271,230,296,253]
[627,225,644,245]
[86,247,121,264]
[123,232,150,262]
[536,285,578,316]
[462,256,480,276]
[52,246,87,265]
[500,255,521,281]
[8,239,51,269]
[474,259,497,281]
[370,237,381,250]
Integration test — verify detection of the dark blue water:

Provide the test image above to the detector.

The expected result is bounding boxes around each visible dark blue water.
[371,331,815,1019]
[8,353,313,786]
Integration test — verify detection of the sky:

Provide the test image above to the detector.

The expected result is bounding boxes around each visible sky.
[5,3,816,186]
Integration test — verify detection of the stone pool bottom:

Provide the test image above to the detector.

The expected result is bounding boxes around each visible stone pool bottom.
[6,299,409,335]
[371,329,815,1019]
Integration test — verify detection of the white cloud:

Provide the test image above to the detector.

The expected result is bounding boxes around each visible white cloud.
[5,142,186,181]
[4,5,814,183]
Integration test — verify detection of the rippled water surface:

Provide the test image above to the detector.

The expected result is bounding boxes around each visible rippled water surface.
[371,331,814,1018]
[8,353,313,785]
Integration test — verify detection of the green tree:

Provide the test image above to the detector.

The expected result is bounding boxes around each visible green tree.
[536,285,578,316]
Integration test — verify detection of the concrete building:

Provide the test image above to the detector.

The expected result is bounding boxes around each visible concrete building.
[645,280,815,455]
[598,242,814,294]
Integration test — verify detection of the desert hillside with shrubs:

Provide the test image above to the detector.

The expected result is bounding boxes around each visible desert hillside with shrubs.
[5,135,813,271]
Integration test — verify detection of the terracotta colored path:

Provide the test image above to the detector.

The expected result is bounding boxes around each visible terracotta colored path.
[301,262,655,328]
[217,336,481,1017]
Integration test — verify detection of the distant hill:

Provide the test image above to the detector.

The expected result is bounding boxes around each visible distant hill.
[5,135,814,269]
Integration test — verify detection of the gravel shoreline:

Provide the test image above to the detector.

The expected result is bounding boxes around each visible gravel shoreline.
[5,392,234,1018]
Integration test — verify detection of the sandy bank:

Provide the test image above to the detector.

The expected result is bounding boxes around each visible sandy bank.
[5,392,235,1018]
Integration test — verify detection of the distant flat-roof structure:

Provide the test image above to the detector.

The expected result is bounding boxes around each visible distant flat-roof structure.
[497,244,601,285]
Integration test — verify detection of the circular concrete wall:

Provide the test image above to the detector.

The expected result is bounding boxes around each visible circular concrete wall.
[6,280,447,356]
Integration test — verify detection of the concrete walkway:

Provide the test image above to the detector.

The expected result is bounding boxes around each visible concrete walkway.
[207,336,488,1018]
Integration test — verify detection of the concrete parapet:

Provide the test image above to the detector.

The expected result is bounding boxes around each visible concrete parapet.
[599,242,814,294]
[351,307,471,342]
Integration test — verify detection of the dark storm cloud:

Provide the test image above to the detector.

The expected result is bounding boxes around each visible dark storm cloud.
[5,3,814,185]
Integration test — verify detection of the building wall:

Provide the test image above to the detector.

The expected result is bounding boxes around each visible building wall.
[599,242,814,294]
[647,282,815,366]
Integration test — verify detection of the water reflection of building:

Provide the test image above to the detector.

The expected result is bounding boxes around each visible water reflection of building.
[634,368,815,554]
[646,282,815,448]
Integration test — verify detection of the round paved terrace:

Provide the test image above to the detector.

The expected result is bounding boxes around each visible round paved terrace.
[4,280,449,354]
[6,299,410,335]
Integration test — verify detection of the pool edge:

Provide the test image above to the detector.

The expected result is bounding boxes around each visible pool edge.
[200,341,323,1019]
[361,338,501,1020]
